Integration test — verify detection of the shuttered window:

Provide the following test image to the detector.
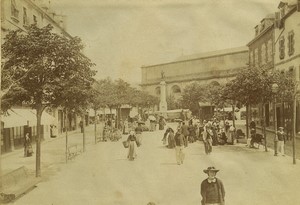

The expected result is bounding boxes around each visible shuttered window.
[288,31,295,56]
[11,0,19,19]
[279,36,285,60]
[23,7,28,25]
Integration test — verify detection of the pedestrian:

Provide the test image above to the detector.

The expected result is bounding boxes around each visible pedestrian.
[285,119,292,141]
[135,122,143,146]
[162,127,172,146]
[127,130,138,161]
[167,128,175,149]
[188,122,196,143]
[158,116,166,130]
[123,119,129,134]
[79,120,84,133]
[181,121,189,147]
[173,128,185,165]
[201,166,225,205]
[24,133,33,157]
[276,127,286,156]
[250,119,256,131]
[211,121,219,146]
[203,122,213,154]
[50,125,57,138]
[228,124,236,145]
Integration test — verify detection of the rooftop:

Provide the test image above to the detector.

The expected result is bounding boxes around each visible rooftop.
[174,46,248,62]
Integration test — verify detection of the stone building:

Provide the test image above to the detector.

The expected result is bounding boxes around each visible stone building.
[247,0,300,133]
[141,46,249,102]
[274,0,300,133]
[1,0,77,152]
[247,14,275,127]
[1,0,69,38]
[247,14,275,69]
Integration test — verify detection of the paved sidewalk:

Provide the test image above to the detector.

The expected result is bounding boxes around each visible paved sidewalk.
[1,124,102,176]
[235,123,300,160]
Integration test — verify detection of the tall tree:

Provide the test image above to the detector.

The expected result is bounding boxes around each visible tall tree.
[181,82,206,115]
[223,66,275,147]
[1,24,96,176]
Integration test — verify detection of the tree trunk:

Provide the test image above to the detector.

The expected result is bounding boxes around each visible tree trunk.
[232,104,235,128]
[246,104,249,139]
[35,106,44,177]
[94,109,97,144]
[82,115,86,152]
[262,102,268,152]
[64,109,69,163]
[0,66,2,189]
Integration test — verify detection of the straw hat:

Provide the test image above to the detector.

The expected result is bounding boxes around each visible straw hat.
[203,166,219,174]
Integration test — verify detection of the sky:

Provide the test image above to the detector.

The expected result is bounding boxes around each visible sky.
[49,0,280,84]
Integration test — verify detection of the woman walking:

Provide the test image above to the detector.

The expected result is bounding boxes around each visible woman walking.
[135,122,143,145]
[203,122,213,154]
[127,130,138,161]
[167,128,175,149]
[24,133,33,157]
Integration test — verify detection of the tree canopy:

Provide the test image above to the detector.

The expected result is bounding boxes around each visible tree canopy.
[1,24,96,111]
[1,24,96,176]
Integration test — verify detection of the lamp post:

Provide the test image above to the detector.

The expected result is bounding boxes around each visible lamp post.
[272,83,279,156]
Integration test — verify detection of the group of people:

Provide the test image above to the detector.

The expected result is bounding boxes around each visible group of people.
[160,117,237,160]
[123,117,227,204]
[161,121,227,204]
[249,119,286,156]
[202,118,236,154]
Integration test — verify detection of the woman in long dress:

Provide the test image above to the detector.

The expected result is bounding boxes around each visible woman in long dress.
[24,133,32,157]
[167,129,175,149]
[127,131,138,161]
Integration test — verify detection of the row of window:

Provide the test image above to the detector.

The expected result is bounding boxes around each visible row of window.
[279,31,295,60]
[11,0,38,26]
[250,30,295,66]
[250,39,273,67]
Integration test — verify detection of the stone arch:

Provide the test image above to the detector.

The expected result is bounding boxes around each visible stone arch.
[209,81,220,86]
[155,87,161,96]
[170,84,182,101]
[171,85,181,94]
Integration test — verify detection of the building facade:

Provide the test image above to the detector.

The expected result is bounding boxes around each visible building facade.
[1,0,69,38]
[274,0,300,133]
[1,0,79,153]
[141,47,249,102]
[247,0,300,133]
[247,14,275,128]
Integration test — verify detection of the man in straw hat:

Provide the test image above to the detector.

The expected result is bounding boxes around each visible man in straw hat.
[200,166,225,205]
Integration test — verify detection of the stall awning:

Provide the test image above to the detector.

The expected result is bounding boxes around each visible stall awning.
[2,108,56,128]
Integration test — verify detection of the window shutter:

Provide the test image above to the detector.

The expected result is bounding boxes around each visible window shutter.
[279,37,285,60]
[291,33,295,55]
[275,12,280,28]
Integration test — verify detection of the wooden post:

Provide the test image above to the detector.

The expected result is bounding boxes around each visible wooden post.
[292,95,297,164]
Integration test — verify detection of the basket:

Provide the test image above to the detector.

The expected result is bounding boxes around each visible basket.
[122,141,129,148]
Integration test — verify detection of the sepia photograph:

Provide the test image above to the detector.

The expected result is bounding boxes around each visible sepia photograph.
[1,0,300,204]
